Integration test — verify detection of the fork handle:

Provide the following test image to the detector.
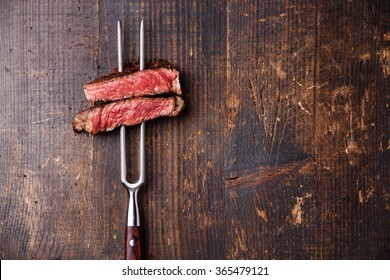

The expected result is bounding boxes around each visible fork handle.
[126,226,141,260]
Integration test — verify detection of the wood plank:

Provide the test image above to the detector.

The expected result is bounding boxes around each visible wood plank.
[313,0,389,259]
[225,0,389,259]
[0,0,99,259]
[225,0,318,259]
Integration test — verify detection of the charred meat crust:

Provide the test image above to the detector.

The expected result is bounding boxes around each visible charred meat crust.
[173,95,185,116]
[86,59,173,85]
[72,109,93,133]
[113,58,172,74]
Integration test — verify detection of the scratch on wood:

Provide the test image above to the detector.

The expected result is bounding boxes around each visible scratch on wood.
[268,96,281,164]
[258,13,287,23]
[232,219,248,258]
[384,32,390,41]
[258,87,268,134]
[358,185,375,204]
[89,147,94,175]
[293,78,303,87]
[291,193,312,225]
[359,52,371,63]
[52,156,61,162]
[360,89,370,130]
[249,80,262,124]
[381,189,390,211]
[32,114,63,124]
[305,82,328,90]
[298,101,311,115]
[42,156,50,168]
[345,141,360,154]
[227,93,240,130]
[275,112,291,166]
[358,190,364,204]
[255,207,268,222]
[348,95,354,143]
[272,60,287,80]
[226,158,311,189]
[379,47,390,77]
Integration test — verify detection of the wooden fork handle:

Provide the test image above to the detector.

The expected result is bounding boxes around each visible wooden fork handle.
[126,226,142,260]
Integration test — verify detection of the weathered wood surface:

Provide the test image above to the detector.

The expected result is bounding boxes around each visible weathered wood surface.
[0,0,388,259]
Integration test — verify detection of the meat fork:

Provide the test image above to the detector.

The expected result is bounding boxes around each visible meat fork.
[117,20,145,260]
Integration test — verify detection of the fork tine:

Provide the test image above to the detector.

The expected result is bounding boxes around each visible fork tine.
[119,20,145,189]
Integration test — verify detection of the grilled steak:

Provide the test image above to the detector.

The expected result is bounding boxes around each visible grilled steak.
[84,59,181,102]
[73,96,185,134]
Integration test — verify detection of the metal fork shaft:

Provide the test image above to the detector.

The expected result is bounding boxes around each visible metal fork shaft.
[118,20,145,260]
[120,124,145,191]
[127,188,140,226]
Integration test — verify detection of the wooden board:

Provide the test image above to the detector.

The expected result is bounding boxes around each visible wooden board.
[0,0,388,259]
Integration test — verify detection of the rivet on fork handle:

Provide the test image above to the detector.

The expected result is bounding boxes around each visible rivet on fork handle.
[126,226,141,260]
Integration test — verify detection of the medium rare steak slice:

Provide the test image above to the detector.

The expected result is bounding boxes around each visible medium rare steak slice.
[73,96,185,134]
[84,59,181,102]
[88,59,173,89]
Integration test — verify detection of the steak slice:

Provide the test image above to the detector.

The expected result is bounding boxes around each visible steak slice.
[88,59,173,89]
[84,59,181,102]
[73,96,185,134]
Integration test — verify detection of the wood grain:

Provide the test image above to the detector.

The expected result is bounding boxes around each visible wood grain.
[225,0,318,259]
[0,0,388,259]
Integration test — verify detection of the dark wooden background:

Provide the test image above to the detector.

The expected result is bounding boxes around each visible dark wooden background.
[0,0,389,259]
